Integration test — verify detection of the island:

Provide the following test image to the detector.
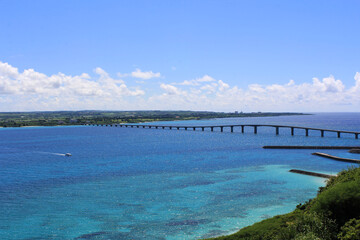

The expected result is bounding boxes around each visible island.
[0,111,306,127]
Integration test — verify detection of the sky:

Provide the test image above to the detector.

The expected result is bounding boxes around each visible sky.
[0,0,360,112]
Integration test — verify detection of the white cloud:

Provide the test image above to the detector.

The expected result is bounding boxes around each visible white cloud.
[1,61,360,112]
[178,75,216,86]
[197,75,215,82]
[0,61,18,78]
[201,83,218,93]
[117,72,129,78]
[218,80,229,92]
[150,73,360,112]
[178,80,197,86]
[350,72,360,93]
[287,80,295,86]
[0,61,145,111]
[160,83,183,95]
[131,68,161,79]
[312,75,345,93]
[248,84,266,93]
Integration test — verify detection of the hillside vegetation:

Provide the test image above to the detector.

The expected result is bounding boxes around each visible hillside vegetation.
[0,111,304,127]
[207,167,360,240]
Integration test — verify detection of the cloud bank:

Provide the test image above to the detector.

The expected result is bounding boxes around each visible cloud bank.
[131,68,161,79]
[0,61,359,112]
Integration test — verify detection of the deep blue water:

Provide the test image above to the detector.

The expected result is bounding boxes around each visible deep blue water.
[0,113,359,239]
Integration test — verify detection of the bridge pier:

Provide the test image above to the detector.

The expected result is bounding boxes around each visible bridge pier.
[109,124,359,140]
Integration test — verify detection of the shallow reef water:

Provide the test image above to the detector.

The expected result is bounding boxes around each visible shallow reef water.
[0,113,359,239]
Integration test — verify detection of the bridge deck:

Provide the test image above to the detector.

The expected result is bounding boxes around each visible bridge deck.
[131,124,359,133]
[91,123,360,139]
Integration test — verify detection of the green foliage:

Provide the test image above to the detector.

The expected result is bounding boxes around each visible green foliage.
[207,166,360,240]
[324,166,360,191]
[0,111,304,127]
[205,211,303,240]
[278,212,337,240]
[292,232,321,240]
[338,218,360,240]
[310,180,360,226]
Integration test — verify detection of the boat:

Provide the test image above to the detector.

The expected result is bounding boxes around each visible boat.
[65,153,72,157]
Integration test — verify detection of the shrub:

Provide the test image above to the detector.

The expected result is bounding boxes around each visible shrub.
[278,212,337,240]
[311,180,360,226]
[325,167,360,190]
[338,218,360,240]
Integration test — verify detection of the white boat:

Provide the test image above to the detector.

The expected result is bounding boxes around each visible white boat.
[65,153,72,157]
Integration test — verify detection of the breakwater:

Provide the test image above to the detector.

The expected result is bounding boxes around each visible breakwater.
[289,169,334,178]
[349,149,360,154]
[263,146,359,149]
[312,152,360,164]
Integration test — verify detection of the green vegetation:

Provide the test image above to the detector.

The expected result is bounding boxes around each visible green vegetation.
[206,167,360,240]
[0,111,304,127]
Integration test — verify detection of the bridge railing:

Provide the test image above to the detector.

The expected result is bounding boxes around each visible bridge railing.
[90,123,360,139]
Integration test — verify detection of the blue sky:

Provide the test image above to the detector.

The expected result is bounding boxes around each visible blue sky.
[0,0,360,112]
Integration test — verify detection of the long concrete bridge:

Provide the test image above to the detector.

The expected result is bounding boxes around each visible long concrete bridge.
[90,123,360,139]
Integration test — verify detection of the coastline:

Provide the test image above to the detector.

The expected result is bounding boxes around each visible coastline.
[201,164,328,240]
[205,166,360,240]
[0,124,80,129]
[0,111,306,128]
[205,152,358,239]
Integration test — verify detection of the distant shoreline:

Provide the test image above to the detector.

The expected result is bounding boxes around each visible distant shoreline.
[0,111,307,128]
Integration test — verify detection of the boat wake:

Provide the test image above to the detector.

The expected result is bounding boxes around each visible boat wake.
[35,151,69,157]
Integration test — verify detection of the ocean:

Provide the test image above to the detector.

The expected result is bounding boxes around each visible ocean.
[0,113,359,240]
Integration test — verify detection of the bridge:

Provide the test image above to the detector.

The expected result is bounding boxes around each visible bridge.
[90,123,360,139]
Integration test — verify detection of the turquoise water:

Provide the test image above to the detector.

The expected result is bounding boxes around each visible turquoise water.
[0,113,360,239]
